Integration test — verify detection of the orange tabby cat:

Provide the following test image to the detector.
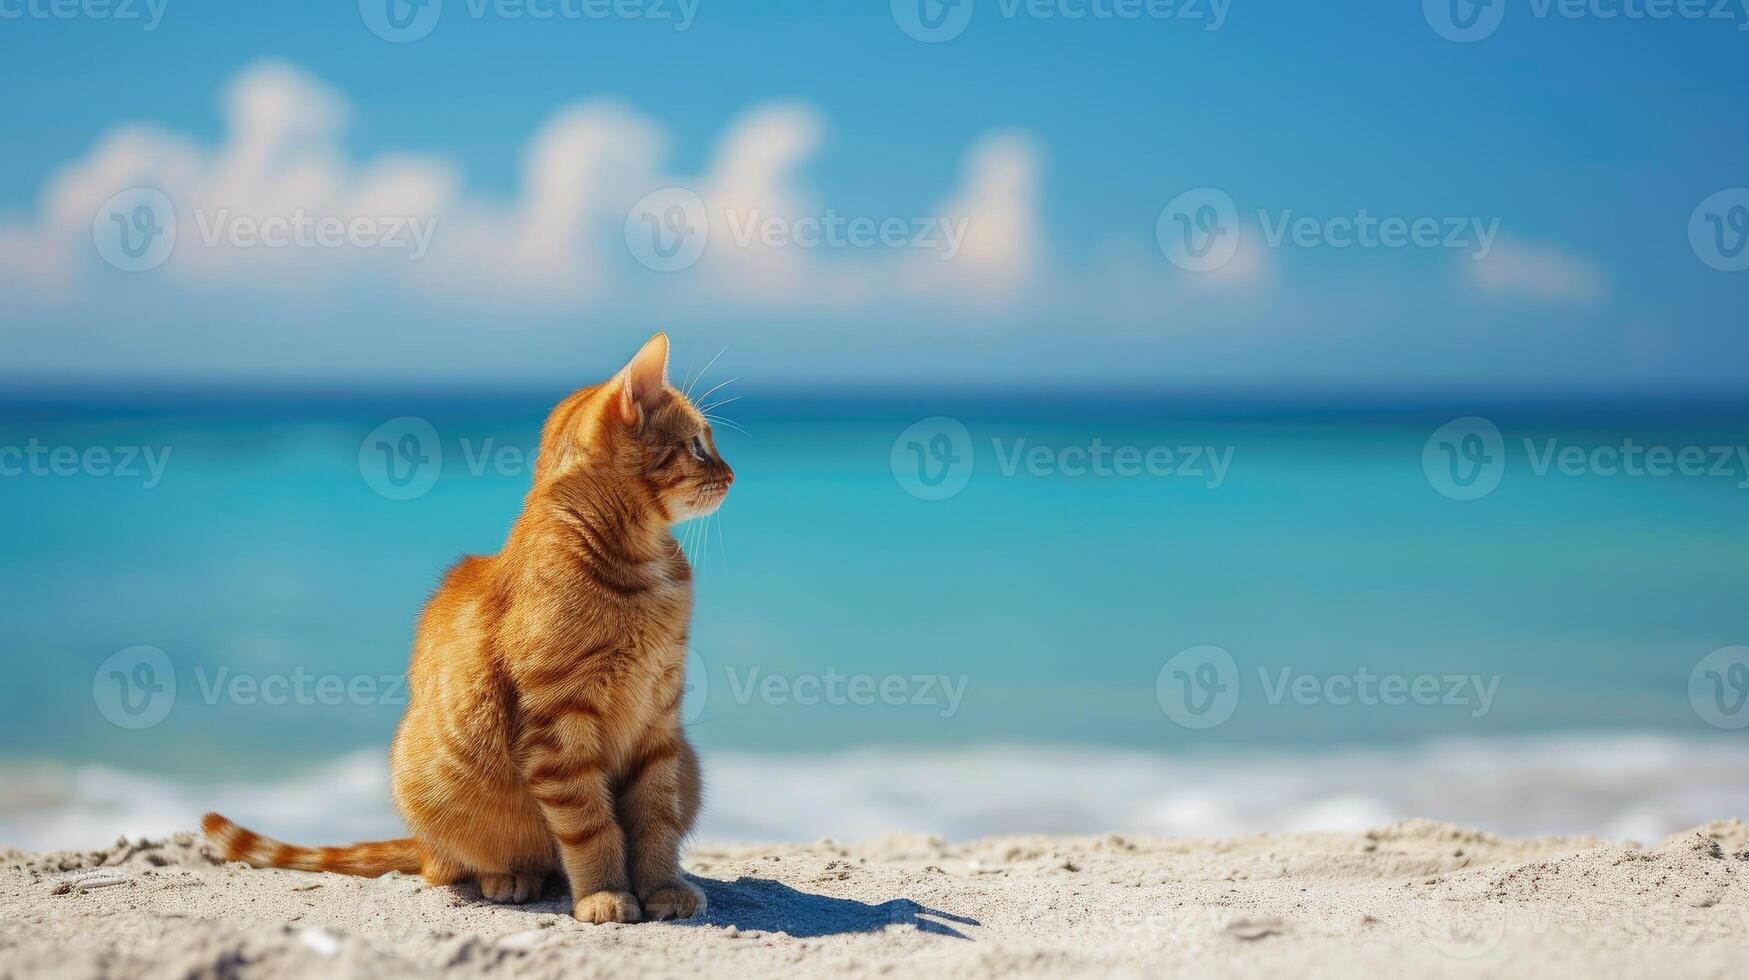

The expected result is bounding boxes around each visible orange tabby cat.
[203,333,731,923]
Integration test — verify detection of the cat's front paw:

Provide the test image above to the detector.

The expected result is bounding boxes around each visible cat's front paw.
[573,890,641,924]
[639,880,706,920]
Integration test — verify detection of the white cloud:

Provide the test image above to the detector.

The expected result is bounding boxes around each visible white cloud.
[1470,238,1607,306]
[904,130,1044,297]
[0,59,1046,314]
[425,99,662,301]
[695,101,828,302]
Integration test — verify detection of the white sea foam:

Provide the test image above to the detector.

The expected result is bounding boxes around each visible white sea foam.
[2,732,1744,852]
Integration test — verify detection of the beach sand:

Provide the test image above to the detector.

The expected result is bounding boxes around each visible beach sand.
[2,818,1746,978]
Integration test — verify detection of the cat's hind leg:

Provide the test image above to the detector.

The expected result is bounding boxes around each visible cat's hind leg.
[477,872,544,904]
[419,850,463,888]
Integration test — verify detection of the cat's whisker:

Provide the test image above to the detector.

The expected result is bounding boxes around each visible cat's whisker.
[694,376,737,405]
[686,346,728,400]
[699,394,743,414]
[714,511,727,570]
[704,415,748,436]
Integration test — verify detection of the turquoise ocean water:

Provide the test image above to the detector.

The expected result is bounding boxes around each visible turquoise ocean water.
[2,390,1746,848]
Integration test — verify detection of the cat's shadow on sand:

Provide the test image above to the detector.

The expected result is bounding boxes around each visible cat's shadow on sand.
[686,875,978,940]
[489,875,978,940]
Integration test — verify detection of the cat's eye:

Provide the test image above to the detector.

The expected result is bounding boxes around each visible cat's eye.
[688,434,709,461]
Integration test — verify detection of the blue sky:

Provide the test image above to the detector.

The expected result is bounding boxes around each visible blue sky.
[2,0,1746,391]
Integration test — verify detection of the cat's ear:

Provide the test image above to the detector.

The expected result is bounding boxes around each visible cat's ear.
[615,331,670,427]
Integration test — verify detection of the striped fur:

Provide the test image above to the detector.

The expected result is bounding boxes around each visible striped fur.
[201,334,731,923]
[200,812,422,875]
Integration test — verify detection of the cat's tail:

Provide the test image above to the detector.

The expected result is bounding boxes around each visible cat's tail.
[200,812,422,877]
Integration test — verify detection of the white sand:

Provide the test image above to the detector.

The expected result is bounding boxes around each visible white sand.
[3,819,1746,978]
